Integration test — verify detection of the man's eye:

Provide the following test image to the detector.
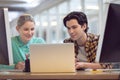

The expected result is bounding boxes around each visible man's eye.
[72,27,76,29]
[67,28,70,30]
[31,28,34,30]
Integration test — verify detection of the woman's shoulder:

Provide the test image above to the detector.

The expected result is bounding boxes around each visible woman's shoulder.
[11,36,19,42]
[31,37,45,44]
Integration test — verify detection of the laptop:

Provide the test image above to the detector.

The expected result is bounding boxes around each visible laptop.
[29,43,76,73]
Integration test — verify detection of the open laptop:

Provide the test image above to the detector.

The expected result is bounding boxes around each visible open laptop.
[29,43,76,73]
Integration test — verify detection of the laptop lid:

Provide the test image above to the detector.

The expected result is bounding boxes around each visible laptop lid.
[29,43,75,73]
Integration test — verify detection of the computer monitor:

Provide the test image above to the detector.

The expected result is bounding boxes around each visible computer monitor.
[0,8,13,65]
[96,3,120,63]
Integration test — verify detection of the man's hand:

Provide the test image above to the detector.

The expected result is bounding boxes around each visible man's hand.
[75,62,85,69]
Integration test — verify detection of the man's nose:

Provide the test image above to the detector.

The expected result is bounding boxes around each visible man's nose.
[69,29,74,33]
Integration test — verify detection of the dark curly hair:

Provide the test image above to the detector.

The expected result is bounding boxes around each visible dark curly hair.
[63,11,89,33]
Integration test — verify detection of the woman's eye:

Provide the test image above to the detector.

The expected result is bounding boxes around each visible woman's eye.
[24,28,28,31]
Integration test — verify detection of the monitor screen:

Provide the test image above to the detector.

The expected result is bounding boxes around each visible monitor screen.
[0,8,13,65]
[96,3,120,63]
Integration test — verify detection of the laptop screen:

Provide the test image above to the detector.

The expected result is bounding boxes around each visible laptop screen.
[30,43,76,73]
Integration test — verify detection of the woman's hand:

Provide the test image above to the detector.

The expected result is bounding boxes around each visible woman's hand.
[15,62,25,70]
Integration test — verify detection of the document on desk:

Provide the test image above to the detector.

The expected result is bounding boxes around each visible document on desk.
[85,69,120,72]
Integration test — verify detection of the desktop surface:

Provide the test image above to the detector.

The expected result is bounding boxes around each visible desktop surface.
[0,70,120,80]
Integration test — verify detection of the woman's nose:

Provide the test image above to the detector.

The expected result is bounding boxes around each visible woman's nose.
[28,30,32,35]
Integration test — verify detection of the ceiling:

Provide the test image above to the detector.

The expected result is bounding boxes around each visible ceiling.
[0,0,45,21]
[0,0,120,22]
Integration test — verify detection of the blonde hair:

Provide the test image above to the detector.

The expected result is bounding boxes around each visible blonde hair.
[17,14,35,27]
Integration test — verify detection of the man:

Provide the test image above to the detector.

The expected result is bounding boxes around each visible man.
[63,11,111,69]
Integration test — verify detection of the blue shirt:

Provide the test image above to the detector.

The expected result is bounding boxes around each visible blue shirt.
[0,36,45,69]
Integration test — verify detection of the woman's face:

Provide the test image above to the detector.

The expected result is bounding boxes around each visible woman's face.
[66,19,86,41]
[16,21,35,43]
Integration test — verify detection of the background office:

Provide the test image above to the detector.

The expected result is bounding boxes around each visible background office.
[0,0,118,43]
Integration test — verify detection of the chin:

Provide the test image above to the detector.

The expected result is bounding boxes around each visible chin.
[28,39,31,41]
[71,38,77,41]
[71,37,80,41]
[27,37,32,40]
[26,38,31,42]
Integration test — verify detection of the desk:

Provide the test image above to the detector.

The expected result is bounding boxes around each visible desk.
[0,71,120,80]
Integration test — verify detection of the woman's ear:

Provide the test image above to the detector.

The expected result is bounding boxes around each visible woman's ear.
[16,26,19,31]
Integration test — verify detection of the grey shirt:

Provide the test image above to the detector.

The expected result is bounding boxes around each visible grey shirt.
[77,46,87,62]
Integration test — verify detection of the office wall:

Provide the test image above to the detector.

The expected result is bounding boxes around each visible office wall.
[10,0,116,43]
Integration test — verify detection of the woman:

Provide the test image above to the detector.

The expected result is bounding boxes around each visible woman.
[0,14,45,70]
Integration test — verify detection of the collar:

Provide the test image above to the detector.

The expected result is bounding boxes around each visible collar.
[17,36,32,47]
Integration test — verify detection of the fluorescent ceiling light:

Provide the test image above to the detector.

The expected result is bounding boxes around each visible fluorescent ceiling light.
[86,6,99,10]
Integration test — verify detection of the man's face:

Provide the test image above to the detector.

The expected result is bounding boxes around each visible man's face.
[66,19,86,41]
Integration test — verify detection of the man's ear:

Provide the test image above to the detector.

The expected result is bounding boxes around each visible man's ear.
[82,23,87,31]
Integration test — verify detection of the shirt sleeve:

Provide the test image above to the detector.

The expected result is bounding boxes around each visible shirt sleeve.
[32,37,46,44]
[0,64,15,69]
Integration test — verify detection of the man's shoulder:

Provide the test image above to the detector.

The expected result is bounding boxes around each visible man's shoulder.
[87,33,99,41]
[63,38,74,43]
